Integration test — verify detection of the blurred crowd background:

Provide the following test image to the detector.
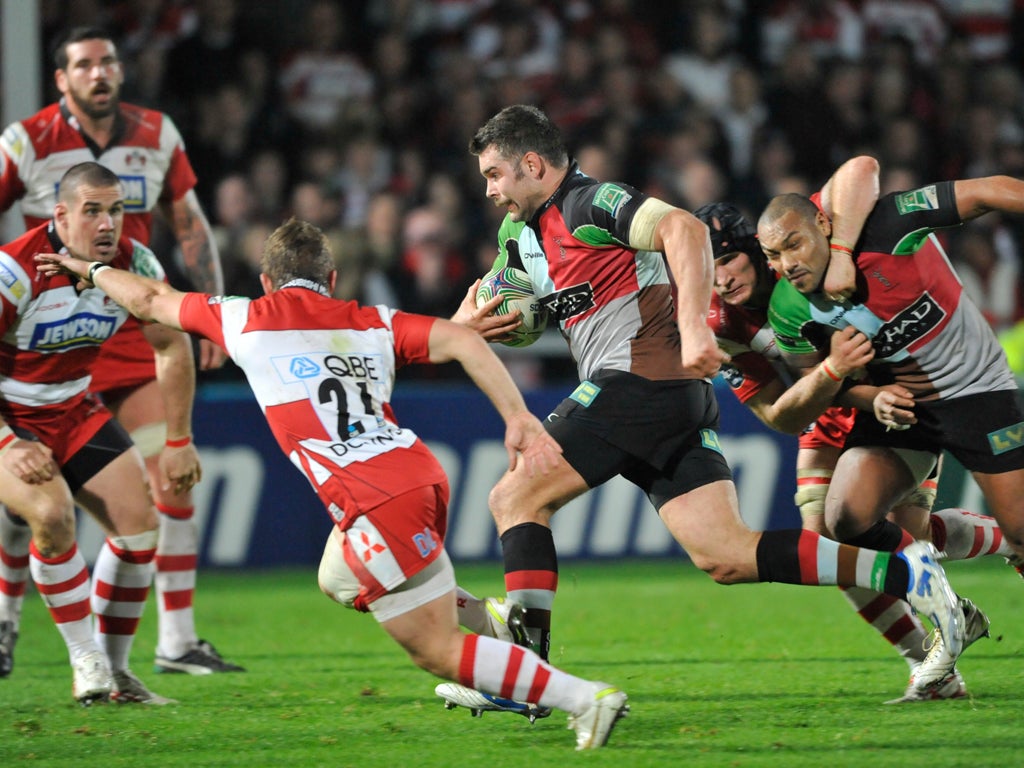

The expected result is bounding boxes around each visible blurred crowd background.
[7,0,1024,383]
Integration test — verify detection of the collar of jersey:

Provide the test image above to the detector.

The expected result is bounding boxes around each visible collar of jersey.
[279,278,330,296]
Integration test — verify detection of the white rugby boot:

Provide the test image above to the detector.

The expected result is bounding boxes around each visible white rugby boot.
[568,684,629,750]
[900,540,965,683]
[889,596,990,703]
[435,682,551,722]
[483,597,529,646]
[72,650,113,706]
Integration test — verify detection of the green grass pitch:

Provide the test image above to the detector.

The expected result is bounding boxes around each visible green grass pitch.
[2,557,1022,767]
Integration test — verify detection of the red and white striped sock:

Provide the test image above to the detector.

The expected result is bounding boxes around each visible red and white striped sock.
[840,587,928,667]
[154,504,199,657]
[930,508,1013,560]
[458,633,595,715]
[29,541,96,661]
[0,511,31,625]
[92,530,157,672]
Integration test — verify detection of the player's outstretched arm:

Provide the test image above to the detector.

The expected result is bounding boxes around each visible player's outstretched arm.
[953,175,1024,220]
[748,326,874,434]
[450,278,522,342]
[34,253,187,329]
[427,317,561,474]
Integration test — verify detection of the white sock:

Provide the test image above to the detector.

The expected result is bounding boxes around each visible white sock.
[455,586,490,635]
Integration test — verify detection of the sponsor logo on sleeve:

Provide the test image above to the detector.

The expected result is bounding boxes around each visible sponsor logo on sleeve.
[131,244,162,278]
[568,380,600,406]
[894,185,939,214]
[593,183,631,217]
[0,261,26,300]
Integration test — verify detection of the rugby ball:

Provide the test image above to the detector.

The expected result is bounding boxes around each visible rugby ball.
[475,266,548,348]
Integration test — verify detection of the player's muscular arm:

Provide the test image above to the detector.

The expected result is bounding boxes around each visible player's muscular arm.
[34,253,187,329]
[162,190,223,295]
[649,206,729,378]
[953,176,1024,220]
[818,155,879,300]
[143,320,202,492]
[427,318,560,474]
[161,191,226,369]
[746,327,874,434]
[143,322,195,433]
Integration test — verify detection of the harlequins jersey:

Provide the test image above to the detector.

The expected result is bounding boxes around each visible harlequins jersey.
[491,163,686,381]
[768,181,1015,401]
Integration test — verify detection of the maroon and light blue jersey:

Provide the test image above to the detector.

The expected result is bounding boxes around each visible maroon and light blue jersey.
[768,181,1015,401]
[492,163,686,381]
[708,286,788,403]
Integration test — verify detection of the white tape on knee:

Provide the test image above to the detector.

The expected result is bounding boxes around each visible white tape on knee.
[794,469,831,520]
[129,422,168,459]
[109,527,160,552]
[895,481,938,512]
[318,533,361,609]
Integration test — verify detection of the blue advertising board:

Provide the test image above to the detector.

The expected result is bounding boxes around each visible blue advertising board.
[75,378,985,568]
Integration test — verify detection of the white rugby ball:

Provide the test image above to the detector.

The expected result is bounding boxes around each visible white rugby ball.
[475,266,548,348]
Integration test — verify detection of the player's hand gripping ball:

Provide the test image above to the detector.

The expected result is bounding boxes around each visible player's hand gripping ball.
[475,266,548,347]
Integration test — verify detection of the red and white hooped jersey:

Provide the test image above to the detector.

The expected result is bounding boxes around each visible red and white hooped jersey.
[178,284,448,524]
[0,221,163,417]
[0,99,198,392]
[0,99,196,238]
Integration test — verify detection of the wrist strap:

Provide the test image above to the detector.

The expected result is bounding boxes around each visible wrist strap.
[819,359,843,382]
[165,435,193,448]
[0,425,16,453]
[88,261,111,283]
[830,243,853,255]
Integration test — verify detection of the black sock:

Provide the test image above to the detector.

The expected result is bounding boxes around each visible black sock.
[842,520,906,551]
[500,523,557,660]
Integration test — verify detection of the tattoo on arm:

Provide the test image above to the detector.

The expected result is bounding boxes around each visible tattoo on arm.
[173,196,224,294]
